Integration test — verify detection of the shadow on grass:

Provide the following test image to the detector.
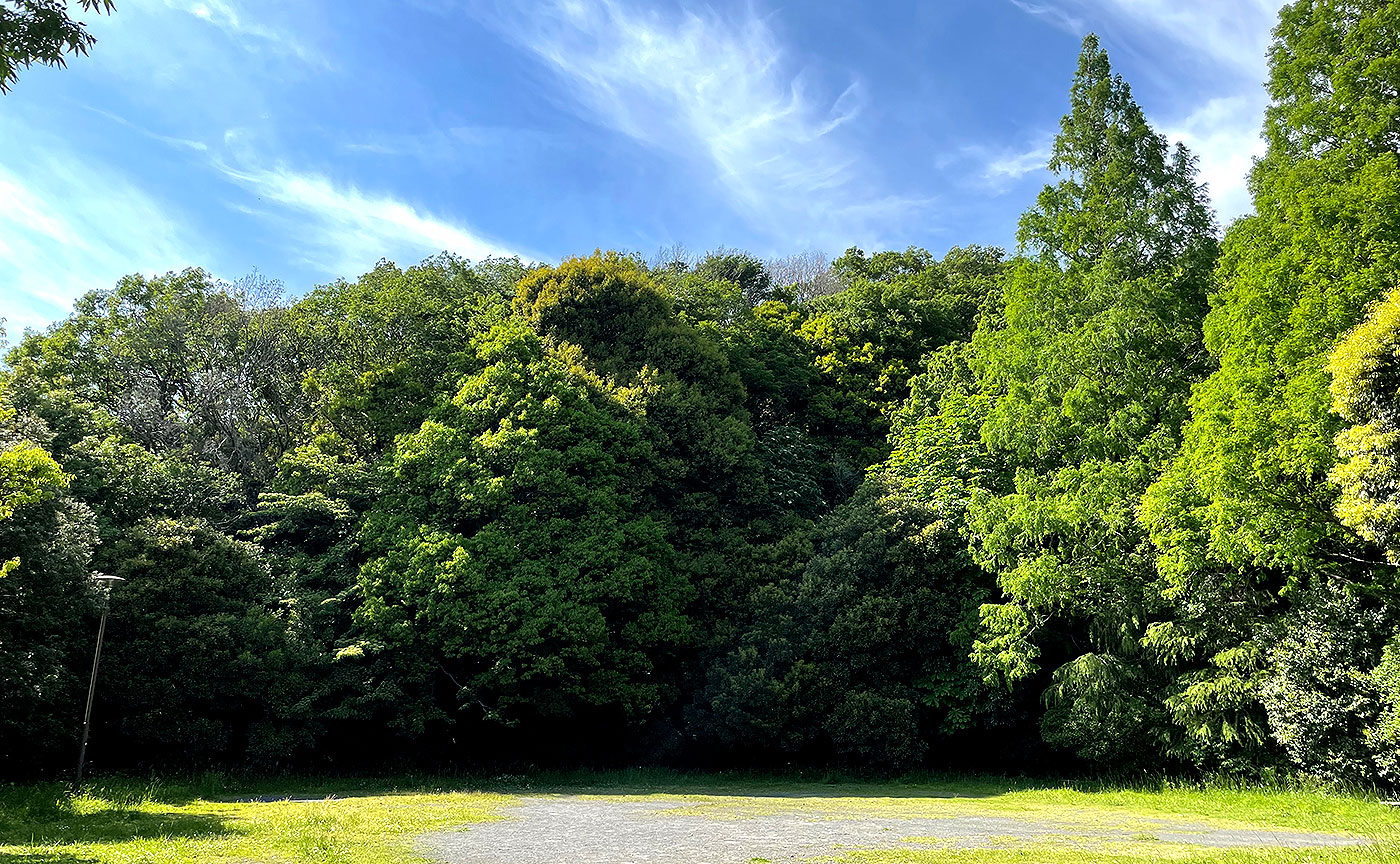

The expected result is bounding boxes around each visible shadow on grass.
[487,769,1012,799]
[66,768,1387,806]
[206,769,1011,801]
[0,854,100,863]
[191,776,1000,803]
[70,768,1086,804]
[0,806,231,846]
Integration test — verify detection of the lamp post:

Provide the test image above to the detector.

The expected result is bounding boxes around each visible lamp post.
[75,573,124,788]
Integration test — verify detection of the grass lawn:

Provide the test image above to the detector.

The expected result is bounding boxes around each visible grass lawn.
[0,771,1397,863]
[0,778,513,864]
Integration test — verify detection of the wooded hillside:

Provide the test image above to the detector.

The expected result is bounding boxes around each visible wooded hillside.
[4,0,1399,785]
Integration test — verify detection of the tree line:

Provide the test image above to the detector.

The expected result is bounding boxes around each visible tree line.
[4,0,1400,785]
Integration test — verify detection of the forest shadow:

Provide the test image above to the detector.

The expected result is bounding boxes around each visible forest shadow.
[108,768,1262,806]
[527,783,1005,800]
[0,806,230,847]
[218,785,1004,802]
[207,773,1006,802]
[491,770,1011,800]
[189,767,1132,802]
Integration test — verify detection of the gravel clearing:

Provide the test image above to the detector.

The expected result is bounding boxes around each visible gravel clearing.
[418,794,1368,863]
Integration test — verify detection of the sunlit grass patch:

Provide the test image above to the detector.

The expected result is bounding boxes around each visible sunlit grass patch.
[0,781,513,864]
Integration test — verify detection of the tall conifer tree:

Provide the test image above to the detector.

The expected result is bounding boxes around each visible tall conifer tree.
[969,35,1218,766]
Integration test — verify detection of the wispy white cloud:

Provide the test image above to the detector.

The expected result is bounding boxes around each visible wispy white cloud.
[466,0,930,248]
[1006,0,1281,76]
[1010,0,1084,34]
[215,135,518,277]
[85,107,209,152]
[1075,0,1282,78]
[162,0,329,67]
[981,140,1053,189]
[0,109,519,336]
[1,0,532,333]
[339,124,559,168]
[954,135,1053,198]
[0,123,206,332]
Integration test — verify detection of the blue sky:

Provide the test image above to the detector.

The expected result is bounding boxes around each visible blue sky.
[0,0,1284,331]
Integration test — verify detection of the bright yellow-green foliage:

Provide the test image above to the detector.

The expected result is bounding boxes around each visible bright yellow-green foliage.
[0,431,68,578]
[0,784,512,864]
[0,438,67,524]
[1329,285,1400,559]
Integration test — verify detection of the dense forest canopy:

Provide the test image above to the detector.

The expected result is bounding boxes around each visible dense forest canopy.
[4,1,1400,783]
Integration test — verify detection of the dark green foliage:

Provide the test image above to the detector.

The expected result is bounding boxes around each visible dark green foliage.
[801,245,1002,456]
[518,253,756,504]
[0,258,530,773]
[98,518,305,769]
[0,405,95,775]
[354,320,692,730]
[0,0,113,92]
[692,250,774,307]
[1371,637,1400,782]
[5,269,304,493]
[691,479,1001,770]
[1258,582,1394,786]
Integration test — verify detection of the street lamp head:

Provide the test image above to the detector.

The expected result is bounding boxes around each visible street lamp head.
[90,574,125,584]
